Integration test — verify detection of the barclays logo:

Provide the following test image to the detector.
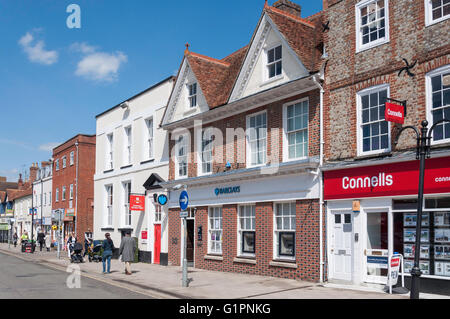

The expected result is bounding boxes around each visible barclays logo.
[215,186,240,196]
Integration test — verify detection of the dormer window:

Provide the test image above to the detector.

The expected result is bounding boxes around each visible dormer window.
[267,45,282,79]
[188,83,197,108]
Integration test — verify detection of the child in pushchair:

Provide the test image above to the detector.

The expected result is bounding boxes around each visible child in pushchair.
[87,240,103,262]
[70,242,84,263]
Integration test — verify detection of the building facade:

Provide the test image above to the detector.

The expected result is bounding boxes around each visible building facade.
[162,1,327,282]
[322,0,450,294]
[32,161,53,236]
[52,135,96,242]
[93,77,174,264]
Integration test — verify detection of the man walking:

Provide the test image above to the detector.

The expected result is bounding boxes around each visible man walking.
[37,229,45,252]
[119,232,135,275]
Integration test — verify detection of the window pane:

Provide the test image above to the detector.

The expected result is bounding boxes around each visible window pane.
[279,232,295,256]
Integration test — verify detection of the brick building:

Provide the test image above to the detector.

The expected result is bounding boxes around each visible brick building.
[52,134,96,243]
[161,1,327,282]
[322,0,450,294]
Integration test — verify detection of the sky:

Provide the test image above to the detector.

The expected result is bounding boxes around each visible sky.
[0,0,322,182]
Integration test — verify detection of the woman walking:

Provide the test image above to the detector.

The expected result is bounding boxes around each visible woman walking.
[102,233,114,274]
[119,232,135,275]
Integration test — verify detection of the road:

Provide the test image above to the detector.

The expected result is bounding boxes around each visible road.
[0,252,151,299]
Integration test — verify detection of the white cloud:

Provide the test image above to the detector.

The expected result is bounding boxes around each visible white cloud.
[70,42,97,54]
[39,142,60,152]
[75,51,127,82]
[18,31,58,65]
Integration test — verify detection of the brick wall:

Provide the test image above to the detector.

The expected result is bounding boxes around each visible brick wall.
[323,0,450,161]
[168,198,322,282]
[168,89,321,181]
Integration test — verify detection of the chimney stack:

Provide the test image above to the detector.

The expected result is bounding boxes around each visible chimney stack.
[29,163,38,183]
[273,0,302,17]
[18,174,24,190]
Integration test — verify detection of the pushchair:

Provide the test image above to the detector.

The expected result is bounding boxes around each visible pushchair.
[87,240,103,263]
[70,242,84,263]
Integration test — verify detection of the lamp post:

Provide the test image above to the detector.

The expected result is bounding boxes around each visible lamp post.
[395,119,450,299]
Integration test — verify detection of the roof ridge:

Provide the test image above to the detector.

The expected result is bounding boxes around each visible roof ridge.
[188,52,230,67]
[266,5,316,28]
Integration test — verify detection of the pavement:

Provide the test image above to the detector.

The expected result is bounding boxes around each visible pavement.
[0,243,444,299]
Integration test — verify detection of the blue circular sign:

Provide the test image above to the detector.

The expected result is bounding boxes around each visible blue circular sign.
[157,194,168,206]
[179,190,189,211]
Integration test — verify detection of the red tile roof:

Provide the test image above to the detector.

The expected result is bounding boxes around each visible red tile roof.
[176,4,322,110]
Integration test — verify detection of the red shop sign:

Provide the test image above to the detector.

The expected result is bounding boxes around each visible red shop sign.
[324,156,450,200]
[141,231,148,240]
[385,102,405,124]
[130,195,145,211]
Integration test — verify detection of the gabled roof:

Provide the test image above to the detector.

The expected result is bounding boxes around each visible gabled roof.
[165,2,322,119]
[143,173,165,190]
[7,188,32,201]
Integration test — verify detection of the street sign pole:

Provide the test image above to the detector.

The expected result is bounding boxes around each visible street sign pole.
[179,188,191,288]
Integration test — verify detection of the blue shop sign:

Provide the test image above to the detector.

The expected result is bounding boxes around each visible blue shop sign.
[214,186,240,196]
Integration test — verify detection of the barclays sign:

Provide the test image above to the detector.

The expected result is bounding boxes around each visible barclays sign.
[214,186,240,196]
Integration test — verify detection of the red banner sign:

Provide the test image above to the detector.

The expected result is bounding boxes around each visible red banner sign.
[324,156,450,200]
[385,102,405,124]
[130,195,145,211]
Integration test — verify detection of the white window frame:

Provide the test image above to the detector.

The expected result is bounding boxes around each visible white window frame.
[62,156,66,169]
[122,181,131,227]
[187,82,198,108]
[355,0,390,53]
[283,98,309,162]
[208,206,223,255]
[425,0,450,26]
[62,186,66,201]
[55,159,59,171]
[55,188,59,202]
[145,117,154,161]
[69,184,73,200]
[154,204,162,224]
[265,44,283,81]
[356,84,391,157]
[273,201,297,261]
[124,126,132,166]
[106,133,114,170]
[105,185,113,227]
[197,127,213,176]
[426,64,450,145]
[175,133,189,179]
[246,110,267,168]
[237,205,256,257]
[70,151,74,166]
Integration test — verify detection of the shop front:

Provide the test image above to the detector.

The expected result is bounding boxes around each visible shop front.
[166,163,322,282]
[324,155,450,295]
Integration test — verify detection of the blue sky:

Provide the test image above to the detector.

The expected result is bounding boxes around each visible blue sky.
[0,0,322,181]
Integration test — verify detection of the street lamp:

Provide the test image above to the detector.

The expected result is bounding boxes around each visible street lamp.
[170,183,192,287]
[395,118,450,299]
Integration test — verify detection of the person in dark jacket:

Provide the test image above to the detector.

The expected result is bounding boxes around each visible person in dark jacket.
[37,230,45,252]
[102,233,114,274]
[119,232,136,275]
[13,233,18,247]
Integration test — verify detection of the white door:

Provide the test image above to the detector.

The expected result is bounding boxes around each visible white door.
[330,212,353,281]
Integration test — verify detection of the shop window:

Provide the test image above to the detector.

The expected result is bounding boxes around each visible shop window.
[394,210,450,277]
[425,196,450,209]
[274,202,296,259]
[208,207,222,254]
[238,205,256,256]
[393,199,418,210]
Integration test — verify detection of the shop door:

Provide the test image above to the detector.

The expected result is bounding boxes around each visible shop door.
[154,224,161,264]
[186,220,194,264]
[365,212,389,284]
[330,212,353,281]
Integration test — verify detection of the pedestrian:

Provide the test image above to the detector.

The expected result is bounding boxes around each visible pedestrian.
[13,232,18,247]
[84,228,93,257]
[21,232,28,243]
[44,232,51,252]
[37,229,45,252]
[119,232,135,275]
[67,232,76,258]
[102,233,114,274]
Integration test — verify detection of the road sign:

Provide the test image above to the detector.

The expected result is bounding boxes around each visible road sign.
[180,211,188,218]
[179,190,189,211]
[157,194,168,206]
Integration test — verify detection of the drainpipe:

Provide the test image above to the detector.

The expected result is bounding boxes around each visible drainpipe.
[312,75,325,284]
[75,141,79,238]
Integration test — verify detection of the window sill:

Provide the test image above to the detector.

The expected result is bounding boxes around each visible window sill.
[120,164,133,170]
[233,257,256,265]
[204,254,223,261]
[140,159,155,165]
[101,227,114,231]
[356,39,389,54]
[355,151,392,161]
[103,169,114,174]
[183,107,198,117]
[425,15,450,27]
[269,260,297,269]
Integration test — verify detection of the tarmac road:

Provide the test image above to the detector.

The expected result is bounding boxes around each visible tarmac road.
[0,251,151,299]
